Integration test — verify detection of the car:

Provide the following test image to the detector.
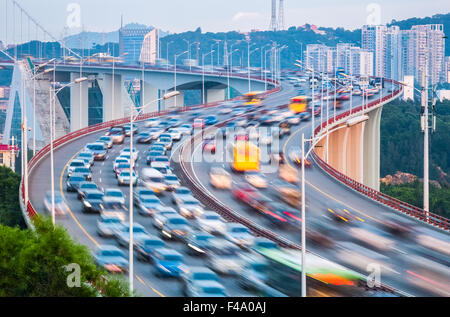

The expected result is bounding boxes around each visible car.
[184,231,216,256]
[286,115,301,125]
[135,236,166,262]
[114,223,150,248]
[71,167,92,181]
[152,248,187,278]
[197,212,227,236]
[43,191,68,217]
[225,223,254,249]
[204,116,218,126]
[97,136,113,149]
[136,131,153,144]
[208,167,232,190]
[288,147,311,168]
[193,119,205,130]
[178,124,193,135]
[100,203,127,222]
[114,162,132,178]
[147,151,165,165]
[151,162,173,175]
[171,187,193,205]
[157,122,171,131]
[153,207,178,230]
[219,106,233,115]
[118,171,138,187]
[124,123,138,136]
[148,128,163,140]
[150,145,166,156]
[184,276,227,297]
[263,202,302,227]
[136,196,163,216]
[77,152,94,167]
[251,237,280,252]
[77,181,100,200]
[160,215,190,240]
[327,204,364,224]
[244,172,268,189]
[207,239,245,275]
[269,151,286,165]
[279,164,299,184]
[232,182,259,205]
[81,189,104,213]
[299,112,311,121]
[103,189,126,206]
[145,118,161,128]
[120,148,139,162]
[167,128,182,141]
[85,143,108,161]
[164,174,180,191]
[97,214,124,238]
[157,137,173,151]
[176,196,204,219]
[113,157,130,172]
[168,118,182,128]
[106,127,126,144]
[67,159,89,177]
[272,180,301,208]
[181,266,220,293]
[141,168,167,194]
[94,245,128,273]
[66,174,86,192]
[202,138,217,154]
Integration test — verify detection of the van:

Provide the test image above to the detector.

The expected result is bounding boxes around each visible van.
[141,168,167,194]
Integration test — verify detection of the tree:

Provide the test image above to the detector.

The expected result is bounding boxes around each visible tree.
[0,216,131,297]
[0,166,25,228]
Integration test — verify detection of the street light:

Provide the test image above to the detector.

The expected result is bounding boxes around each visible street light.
[174,50,189,108]
[166,41,174,70]
[127,90,180,295]
[202,50,215,104]
[227,49,240,100]
[248,47,259,92]
[300,114,368,297]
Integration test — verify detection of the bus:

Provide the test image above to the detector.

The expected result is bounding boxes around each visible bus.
[289,96,310,114]
[256,247,400,297]
[231,141,260,173]
[243,91,265,107]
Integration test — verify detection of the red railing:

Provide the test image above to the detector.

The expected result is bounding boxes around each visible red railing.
[311,81,449,231]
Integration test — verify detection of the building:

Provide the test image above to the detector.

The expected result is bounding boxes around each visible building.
[445,56,450,83]
[140,29,160,65]
[437,90,450,102]
[119,25,153,65]
[402,75,415,101]
[362,25,387,77]
[306,44,330,74]
[384,26,402,81]
[0,144,19,171]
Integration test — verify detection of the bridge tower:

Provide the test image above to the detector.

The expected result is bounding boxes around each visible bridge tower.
[278,0,285,31]
[269,0,277,31]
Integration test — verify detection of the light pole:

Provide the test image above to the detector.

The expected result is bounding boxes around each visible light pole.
[227,49,239,100]
[296,59,316,138]
[213,40,222,66]
[202,49,215,104]
[300,115,369,297]
[187,42,199,71]
[127,90,180,295]
[49,77,88,225]
[174,50,188,108]
[248,47,259,92]
[166,41,174,70]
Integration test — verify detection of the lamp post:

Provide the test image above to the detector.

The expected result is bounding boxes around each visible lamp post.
[127,90,180,295]
[300,115,369,297]
[227,49,239,100]
[166,41,174,70]
[248,47,260,93]
[174,50,188,109]
[202,49,215,104]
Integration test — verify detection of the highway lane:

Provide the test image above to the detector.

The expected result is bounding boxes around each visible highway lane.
[187,81,450,296]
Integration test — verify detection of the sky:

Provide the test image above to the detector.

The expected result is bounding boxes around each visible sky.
[2,0,450,42]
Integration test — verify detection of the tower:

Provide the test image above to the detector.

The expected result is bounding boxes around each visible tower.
[278,0,285,31]
[269,0,277,31]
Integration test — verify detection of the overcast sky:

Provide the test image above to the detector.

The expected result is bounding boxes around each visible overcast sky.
[2,0,450,41]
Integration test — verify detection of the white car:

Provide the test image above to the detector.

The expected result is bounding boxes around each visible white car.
[167,128,182,141]
[207,239,245,275]
[198,211,227,236]
[145,118,161,128]
[103,188,126,205]
[219,107,233,115]
[68,159,89,177]
[117,171,138,186]
[209,167,232,190]
[113,157,130,172]
[120,148,139,162]
[244,172,268,189]
[225,223,255,249]
[178,124,193,135]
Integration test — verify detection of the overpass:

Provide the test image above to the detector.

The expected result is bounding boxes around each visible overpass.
[20,73,450,297]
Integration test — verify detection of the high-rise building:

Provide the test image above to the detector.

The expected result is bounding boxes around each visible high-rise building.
[362,25,387,77]
[384,26,402,81]
[140,29,160,65]
[306,44,330,74]
[119,25,153,65]
[445,56,450,83]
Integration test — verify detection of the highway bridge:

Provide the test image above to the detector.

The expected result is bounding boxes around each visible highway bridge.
[22,74,450,297]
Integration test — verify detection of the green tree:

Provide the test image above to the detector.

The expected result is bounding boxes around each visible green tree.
[0,166,25,228]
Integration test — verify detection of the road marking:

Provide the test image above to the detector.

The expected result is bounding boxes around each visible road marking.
[58,147,165,297]
[136,275,166,297]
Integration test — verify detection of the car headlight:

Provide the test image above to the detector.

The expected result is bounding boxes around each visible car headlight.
[180,208,190,216]
[84,201,92,208]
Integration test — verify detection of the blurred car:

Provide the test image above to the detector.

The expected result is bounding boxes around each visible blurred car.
[299,112,311,121]
[181,266,221,295]
[115,163,132,178]
[94,245,128,273]
[124,123,138,136]
[327,204,364,224]
[171,187,193,205]
[67,159,89,177]
[207,239,245,275]
[244,172,268,189]
[168,118,182,128]
[160,215,190,240]
[81,189,104,213]
[136,196,163,216]
[43,191,68,217]
[167,128,182,141]
[164,174,181,191]
[85,143,108,161]
[118,171,138,187]
[103,188,125,206]
[136,131,153,144]
[153,207,178,230]
[114,223,150,248]
[251,237,280,252]
[279,164,299,184]
[176,196,204,219]
[272,180,301,208]
[209,167,232,189]
[225,223,254,249]
[77,152,94,167]
[193,119,205,130]
[77,181,100,200]
[348,227,396,252]
[184,230,215,256]
[238,259,287,297]
[120,148,139,161]
[145,118,161,128]
[203,138,217,154]
[185,279,227,297]
[158,137,173,151]
[113,157,129,172]
[66,174,86,192]
[286,115,301,125]
[72,167,92,181]
[150,145,166,156]
[148,128,163,140]
[97,136,113,149]
[232,182,259,204]
[152,248,187,278]
[135,235,166,262]
[141,168,167,194]
[147,151,165,165]
[269,151,286,165]
[178,124,193,135]
[204,115,219,126]
[151,162,173,176]
[106,126,126,144]
[97,214,124,238]
[289,147,311,168]
[197,211,227,236]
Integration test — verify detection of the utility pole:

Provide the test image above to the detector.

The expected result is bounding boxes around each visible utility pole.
[421,69,429,214]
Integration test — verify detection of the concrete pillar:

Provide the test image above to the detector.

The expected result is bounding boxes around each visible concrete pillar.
[328,123,347,173]
[165,91,184,109]
[207,88,226,103]
[70,72,89,131]
[345,122,365,183]
[141,81,160,113]
[103,74,124,122]
[363,107,382,190]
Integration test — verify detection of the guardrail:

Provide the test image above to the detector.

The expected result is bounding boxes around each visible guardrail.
[311,81,449,232]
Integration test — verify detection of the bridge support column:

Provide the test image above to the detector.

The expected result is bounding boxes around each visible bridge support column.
[345,122,366,183]
[165,91,184,109]
[328,123,347,174]
[70,73,89,132]
[141,81,160,113]
[206,88,226,103]
[363,107,383,191]
[102,74,125,122]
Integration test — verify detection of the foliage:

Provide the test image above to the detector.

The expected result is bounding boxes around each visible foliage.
[0,166,25,228]
[0,216,131,297]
